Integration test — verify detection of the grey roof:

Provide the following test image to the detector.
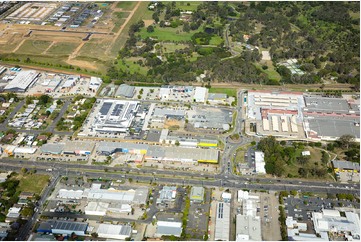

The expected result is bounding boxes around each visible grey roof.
[156,226,182,237]
[215,202,230,241]
[236,214,262,241]
[190,186,204,201]
[115,84,135,98]
[304,96,350,113]
[208,93,227,100]
[146,146,219,161]
[153,108,185,117]
[38,220,87,232]
[41,143,65,154]
[306,117,360,138]
[332,160,360,172]
[97,141,149,154]
[64,141,95,152]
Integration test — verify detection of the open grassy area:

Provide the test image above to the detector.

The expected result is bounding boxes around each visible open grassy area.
[16,173,49,195]
[255,61,281,82]
[161,42,189,53]
[117,57,149,75]
[176,1,202,11]
[78,39,112,61]
[15,40,53,55]
[208,88,237,97]
[46,42,79,55]
[139,26,196,41]
[116,1,137,11]
[209,36,224,46]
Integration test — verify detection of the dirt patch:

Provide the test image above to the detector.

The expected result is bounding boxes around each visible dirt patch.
[164,119,182,129]
[65,58,98,71]
[143,19,154,27]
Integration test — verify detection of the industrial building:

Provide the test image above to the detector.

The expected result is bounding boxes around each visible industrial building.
[190,187,204,202]
[4,70,39,92]
[37,220,88,236]
[193,87,207,103]
[207,93,227,104]
[88,77,102,93]
[155,221,182,238]
[97,224,132,240]
[187,107,232,131]
[214,202,230,241]
[115,84,135,98]
[312,210,360,240]
[84,184,148,204]
[58,189,83,199]
[236,214,262,241]
[92,100,139,134]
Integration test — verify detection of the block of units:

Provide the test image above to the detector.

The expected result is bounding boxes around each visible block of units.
[291,116,298,133]
[281,116,289,132]
[262,118,270,131]
[271,116,279,132]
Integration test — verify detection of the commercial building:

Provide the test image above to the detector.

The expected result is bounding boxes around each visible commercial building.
[61,75,78,90]
[236,214,262,241]
[92,100,139,134]
[40,143,65,155]
[63,141,94,155]
[97,224,132,240]
[4,70,39,92]
[155,221,182,238]
[193,87,207,103]
[88,77,102,93]
[312,210,360,240]
[187,107,232,131]
[84,201,108,216]
[158,186,177,204]
[214,202,230,241]
[37,220,88,236]
[84,184,148,204]
[13,147,37,155]
[97,142,148,156]
[190,187,204,202]
[254,151,266,174]
[207,93,227,104]
[115,84,135,98]
[332,160,359,173]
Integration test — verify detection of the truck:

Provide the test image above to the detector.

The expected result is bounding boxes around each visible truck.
[46,169,53,172]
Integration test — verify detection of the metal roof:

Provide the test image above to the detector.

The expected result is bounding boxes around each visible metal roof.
[304,96,350,113]
[115,84,135,98]
[41,143,65,154]
[97,224,132,236]
[332,160,360,171]
[156,221,182,237]
[215,202,230,241]
[38,220,88,233]
[190,186,204,201]
[4,70,38,91]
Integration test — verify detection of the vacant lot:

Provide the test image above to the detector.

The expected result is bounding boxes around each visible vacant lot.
[176,1,202,11]
[161,43,189,53]
[15,40,52,55]
[209,88,237,97]
[46,42,79,55]
[116,1,137,11]
[16,173,49,195]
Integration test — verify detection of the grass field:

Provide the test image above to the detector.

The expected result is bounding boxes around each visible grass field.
[176,1,202,11]
[139,26,196,41]
[117,57,149,75]
[209,88,237,97]
[46,42,79,55]
[209,36,224,46]
[16,173,49,195]
[116,1,137,11]
[78,39,111,61]
[161,43,188,53]
[255,62,281,82]
[16,40,53,55]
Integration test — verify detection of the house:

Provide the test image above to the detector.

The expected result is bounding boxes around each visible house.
[2,134,14,143]
[6,207,21,222]
[19,192,34,199]
[37,135,48,142]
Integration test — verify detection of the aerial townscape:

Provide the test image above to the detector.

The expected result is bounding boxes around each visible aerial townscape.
[0,1,359,241]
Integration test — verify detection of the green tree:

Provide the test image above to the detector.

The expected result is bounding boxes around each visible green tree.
[147,25,155,33]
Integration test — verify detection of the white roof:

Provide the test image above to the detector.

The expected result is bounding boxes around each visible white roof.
[58,189,84,199]
[4,70,38,91]
[13,147,37,154]
[157,221,182,228]
[322,209,340,217]
[302,151,311,156]
[255,151,266,174]
[222,192,232,200]
[97,224,132,239]
[194,87,207,102]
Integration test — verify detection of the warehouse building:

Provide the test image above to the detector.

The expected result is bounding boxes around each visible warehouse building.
[84,201,108,216]
[92,100,139,134]
[37,220,88,236]
[84,184,148,204]
[236,214,262,241]
[214,202,230,241]
[254,151,266,174]
[158,186,177,204]
[41,143,65,155]
[187,107,232,131]
[58,189,84,199]
[4,70,39,92]
[97,224,132,240]
[190,186,204,202]
[155,221,182,238]
[115,84,135,98]
[146,146,219,163]
[207,93,227,104]
[13,147,37,155]
[88,77,103,93]
[63,141,94,156]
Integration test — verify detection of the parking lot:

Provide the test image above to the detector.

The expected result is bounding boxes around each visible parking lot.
[186,188,211,240]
